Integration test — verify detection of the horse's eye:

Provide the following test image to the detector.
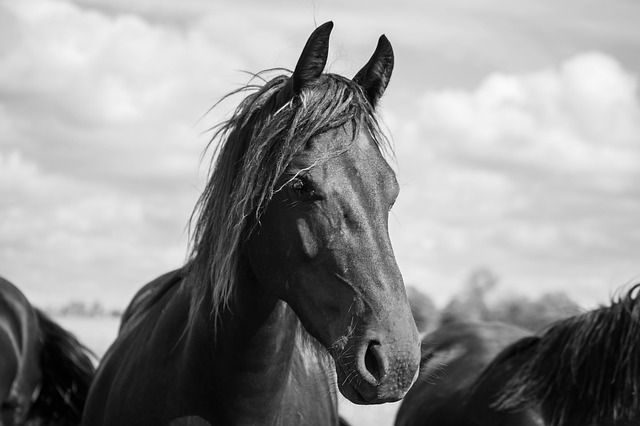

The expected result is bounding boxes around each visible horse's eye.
[288,176,317,200]
[291,178,305,191]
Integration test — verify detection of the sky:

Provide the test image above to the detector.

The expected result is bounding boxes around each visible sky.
[1,0,639,309]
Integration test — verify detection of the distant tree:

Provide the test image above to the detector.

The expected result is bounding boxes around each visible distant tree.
[60,300,89,316]
[88,300,106,317]
[108,308,123,318]
[487,291,582,332]
[406,286,438,333]
[440,267,499,325]
[56,299,112,317]
[436,267,583,333]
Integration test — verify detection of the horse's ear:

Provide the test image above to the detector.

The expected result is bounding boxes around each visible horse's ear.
[291,21,333,94]
[353,35,394,108]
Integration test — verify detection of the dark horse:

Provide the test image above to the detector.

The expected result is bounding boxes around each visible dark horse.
[394,321,533,426]
[0,276,95,426]
[395,285,640,426]
[83,22,420,426]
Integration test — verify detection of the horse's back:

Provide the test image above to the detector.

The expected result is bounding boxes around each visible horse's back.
[0,276,42,423]
[0,276,37,337]
[119,268,184,332]
[84,269,192,425]
[395,321,530,426]
[0,278,24,370]
[0,277,41,379]
[420,321,530,364]
[0,326,19,412]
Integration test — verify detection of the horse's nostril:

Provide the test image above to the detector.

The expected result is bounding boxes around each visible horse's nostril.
[364,341,385,384]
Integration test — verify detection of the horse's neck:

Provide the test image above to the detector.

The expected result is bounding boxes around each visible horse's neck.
[188,270,337,425]
[223,302,299,423]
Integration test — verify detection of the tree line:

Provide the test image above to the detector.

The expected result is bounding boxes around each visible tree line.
[408,267,583,334]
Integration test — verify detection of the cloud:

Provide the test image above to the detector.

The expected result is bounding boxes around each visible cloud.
[392,52,640,306]
[0,1,226,305]
[0,0,249,184]
[419,53,640,173]
[1,0,639,310]
[0,0,325,307]
[0,150,189,306]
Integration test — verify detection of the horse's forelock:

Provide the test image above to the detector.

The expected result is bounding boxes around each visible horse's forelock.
[185,71,390,333]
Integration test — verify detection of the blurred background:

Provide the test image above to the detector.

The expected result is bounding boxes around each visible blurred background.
[1,1,639,424]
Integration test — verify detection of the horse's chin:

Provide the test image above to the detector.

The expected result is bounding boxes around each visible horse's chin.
[334,362,402,405]
[339,382,371,404]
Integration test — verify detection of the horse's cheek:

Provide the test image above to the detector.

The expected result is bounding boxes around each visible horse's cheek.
[297,217,319,259]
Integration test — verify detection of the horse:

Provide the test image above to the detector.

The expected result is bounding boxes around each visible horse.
[394,321,533,426]
[82,21,420,426]
[395,285,640,426]
[0,276,95,426]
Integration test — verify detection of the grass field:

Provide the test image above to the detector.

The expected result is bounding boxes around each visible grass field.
[55,315,401,426]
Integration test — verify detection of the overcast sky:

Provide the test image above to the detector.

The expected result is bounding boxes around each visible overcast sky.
[1,0,639,309]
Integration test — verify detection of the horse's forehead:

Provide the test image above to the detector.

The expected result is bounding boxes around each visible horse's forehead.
[303,126,391,180]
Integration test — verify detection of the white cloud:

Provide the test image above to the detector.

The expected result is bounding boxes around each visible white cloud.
[392,52,640,307]
[0,150,190,307]
[418,53,640,174]
[0,0,303,308]
[0,0,246,184]
[0,0,221,306]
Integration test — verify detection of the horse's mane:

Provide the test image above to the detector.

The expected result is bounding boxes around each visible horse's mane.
[488,284,640,426]
[186,70,390,331]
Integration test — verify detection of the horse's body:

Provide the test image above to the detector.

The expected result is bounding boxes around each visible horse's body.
[95,269,339,425]
[0,276,94,426]
[84,22,420,426]
[394,321,536,426]
[396,285,640,426]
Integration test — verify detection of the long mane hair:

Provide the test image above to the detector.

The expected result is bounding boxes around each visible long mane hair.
[186,71,390,331]
[482,284,640,426]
